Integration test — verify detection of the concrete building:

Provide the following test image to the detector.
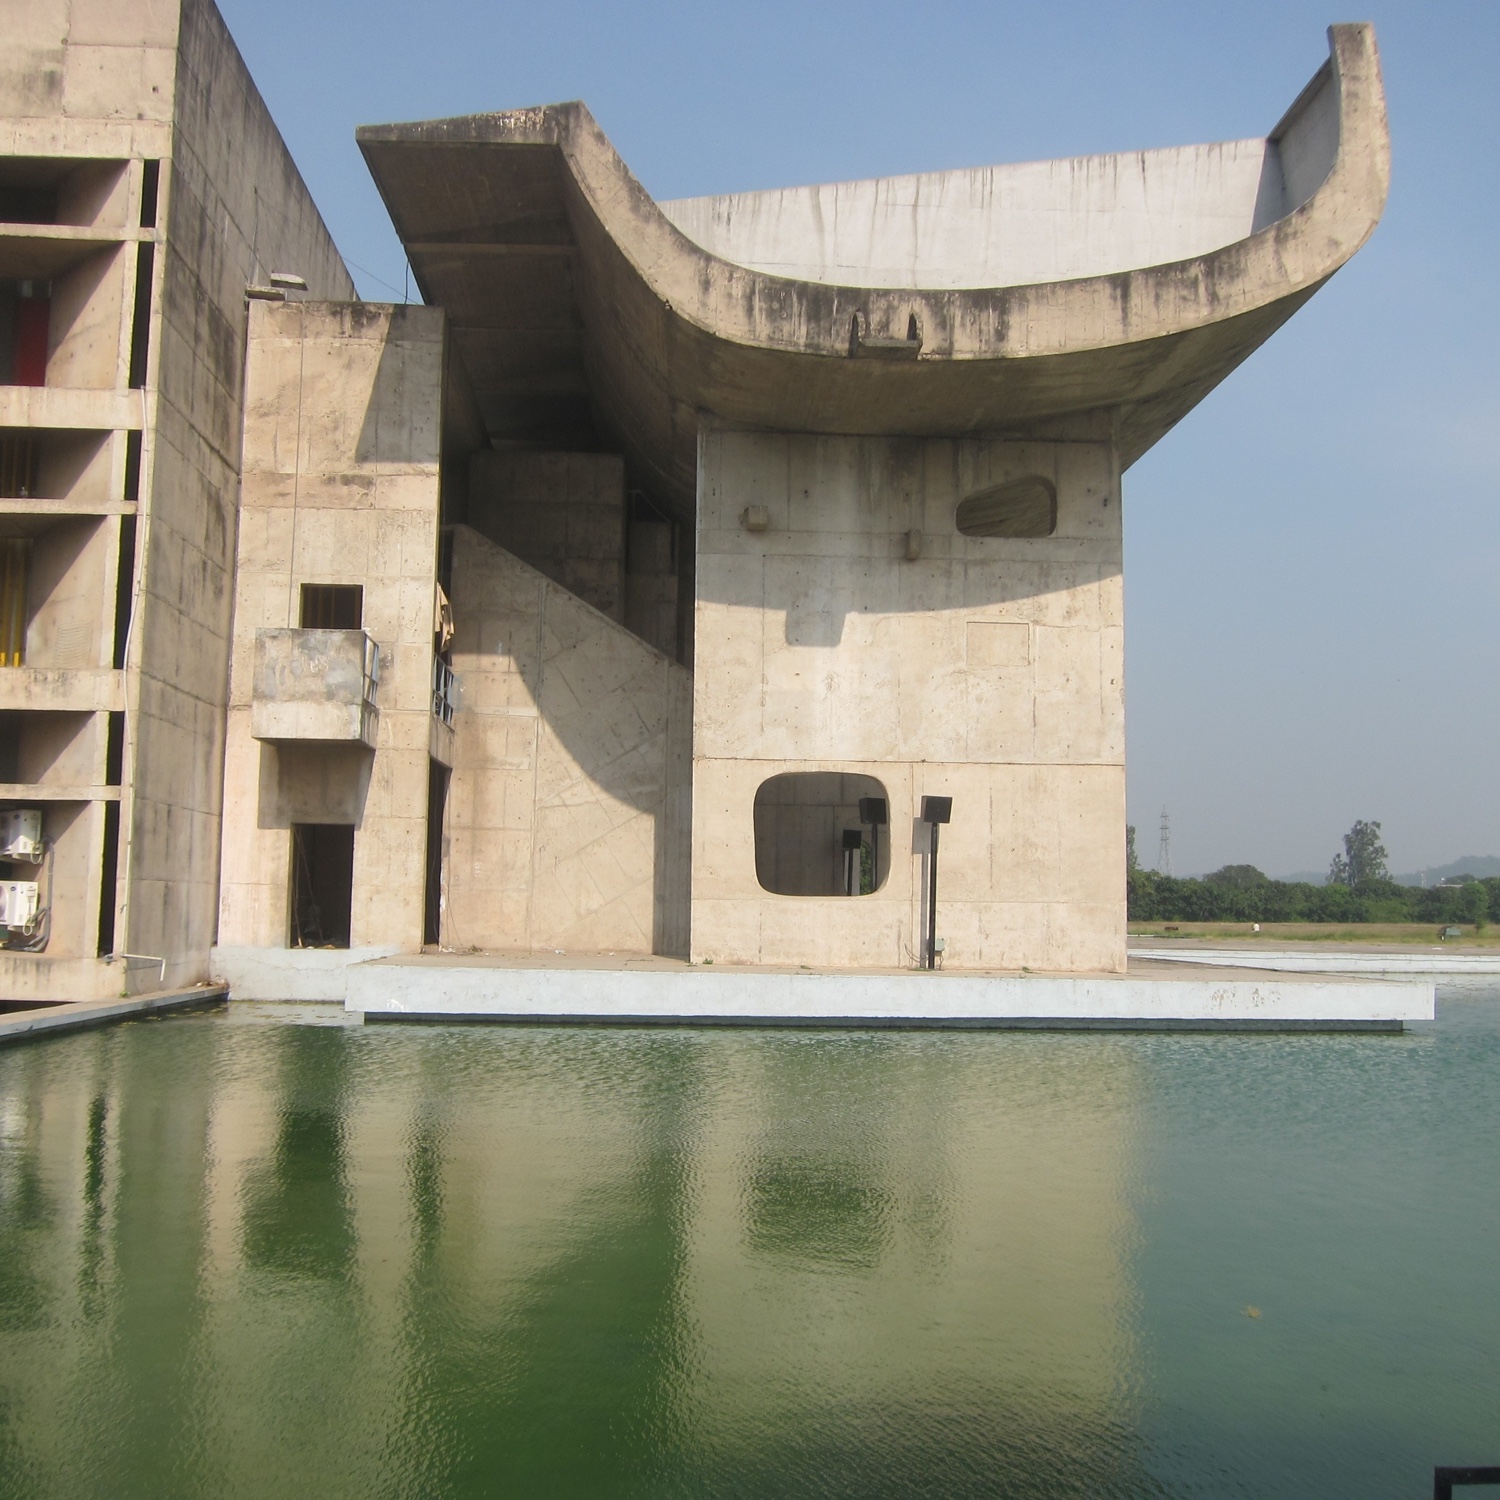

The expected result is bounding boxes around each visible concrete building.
[0,5,1390,1002]
[0,0,350,1001]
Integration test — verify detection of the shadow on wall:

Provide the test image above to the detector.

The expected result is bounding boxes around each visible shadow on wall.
[698,433,1121,646]
[256,742,373,829]
[354,304,443,468]
[446,525,691,956]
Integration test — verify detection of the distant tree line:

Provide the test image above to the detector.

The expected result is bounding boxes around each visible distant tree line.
[1126,819,1497,926]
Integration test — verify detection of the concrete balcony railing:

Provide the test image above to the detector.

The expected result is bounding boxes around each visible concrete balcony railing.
[251,629,380,747]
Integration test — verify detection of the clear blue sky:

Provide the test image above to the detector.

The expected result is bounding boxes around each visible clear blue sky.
[219,0,1498,879]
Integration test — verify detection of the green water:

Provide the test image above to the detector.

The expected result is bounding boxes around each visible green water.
[0,998,1496,1498]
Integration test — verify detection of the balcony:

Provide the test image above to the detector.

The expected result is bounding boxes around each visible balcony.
[251,629,380,747]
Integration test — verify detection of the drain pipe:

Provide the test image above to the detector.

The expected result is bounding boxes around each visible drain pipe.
[107,952,166,987]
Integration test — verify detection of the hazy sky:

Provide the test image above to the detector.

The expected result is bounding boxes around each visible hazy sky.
[218,0,1498,878]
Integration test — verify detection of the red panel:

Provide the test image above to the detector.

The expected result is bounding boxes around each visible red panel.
[13,297,50,386]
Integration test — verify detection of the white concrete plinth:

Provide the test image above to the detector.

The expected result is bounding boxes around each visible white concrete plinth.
[212,946,401,1002]
[344,957,1433,1031]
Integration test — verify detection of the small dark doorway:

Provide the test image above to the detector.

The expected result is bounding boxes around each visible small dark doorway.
[423,759,449,947]
[300,584,363,629]
[290,824,355,948]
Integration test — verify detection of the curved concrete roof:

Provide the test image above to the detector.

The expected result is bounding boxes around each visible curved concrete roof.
[358,23,1387,517]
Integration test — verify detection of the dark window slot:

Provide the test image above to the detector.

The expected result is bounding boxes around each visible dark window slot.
[138,160,159,230]
[96,802,120,956]
[0,432,37,498]
[104,711,124,786]
[123,430,142,502]
[0,714,19,782]
[423,759,449,946]
[0,539,28,666]
[1,282,52,387]
[290,824,355,949]
[0,184,57,224]
[300,584,363,629]
[127,243,154,390]
[111,515,136,669]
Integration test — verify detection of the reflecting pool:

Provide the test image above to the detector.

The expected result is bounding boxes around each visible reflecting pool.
[0,995,1496,1498]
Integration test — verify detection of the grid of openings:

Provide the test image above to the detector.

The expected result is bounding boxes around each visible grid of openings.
[300,583,363,629]
[0,153,156,966]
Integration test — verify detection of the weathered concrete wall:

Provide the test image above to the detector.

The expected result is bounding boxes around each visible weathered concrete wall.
[123,0,354,988]
[0,0,177,999]
[692,424,1125,973]
[624,518,679,659]
[25,517,113,668]
[663,138,1283,291]
[217,300,441,955]
[0,0,355,996]
[444,524,691,956]
[467,448,626,621]
[0,0,178,157]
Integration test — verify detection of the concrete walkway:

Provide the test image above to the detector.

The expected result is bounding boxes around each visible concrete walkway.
[1131,945,1500,978]
[0,984,228,1046]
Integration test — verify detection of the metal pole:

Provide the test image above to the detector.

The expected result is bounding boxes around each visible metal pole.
[927,821,939,969]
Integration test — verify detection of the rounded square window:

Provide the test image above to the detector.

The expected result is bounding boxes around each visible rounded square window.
[754,773,891,896]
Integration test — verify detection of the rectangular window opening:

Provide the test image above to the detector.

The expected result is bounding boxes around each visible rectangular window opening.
[104,711,124,786]
[127,243,154,390]
[0,432,37,498]
[289,824,354,949]
[0,539,29,667]
[423,758,449,947]
[300,584,363,630]
[138,160,159,230]
[123,430,142,503]
[0,281,52,387]
[0,714,20,782]
[111,515,136,669]
[96,802,120,956]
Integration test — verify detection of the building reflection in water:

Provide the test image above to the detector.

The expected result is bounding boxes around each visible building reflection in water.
[0,1010,1150,1496]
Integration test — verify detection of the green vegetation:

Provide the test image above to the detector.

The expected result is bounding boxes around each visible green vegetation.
[1327,819,1388,887]
[1129,819,1499,926]
[1127,921,1500,944]
[1129,869,1499,925]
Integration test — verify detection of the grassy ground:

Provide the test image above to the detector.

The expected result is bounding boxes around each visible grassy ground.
[1127,921,1499,946]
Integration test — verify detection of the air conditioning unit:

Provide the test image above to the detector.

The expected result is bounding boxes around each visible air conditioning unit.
[0,881,39,931]
[0,809,42,863]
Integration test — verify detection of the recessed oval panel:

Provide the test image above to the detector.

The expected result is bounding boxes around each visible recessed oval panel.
[955,476,1057,538]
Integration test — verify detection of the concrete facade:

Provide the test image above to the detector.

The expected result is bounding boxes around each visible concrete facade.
[216,300,443,956]
[0,0,350,1002]
[443,523,691,957]
[0,8,1390,1005]
[692,427,1123,970]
